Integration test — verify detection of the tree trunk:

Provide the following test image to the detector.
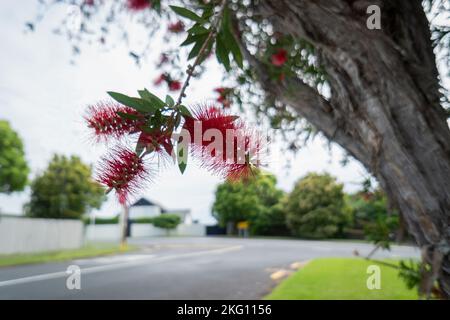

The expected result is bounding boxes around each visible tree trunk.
[121,204,129,248]
[245,0,450,297]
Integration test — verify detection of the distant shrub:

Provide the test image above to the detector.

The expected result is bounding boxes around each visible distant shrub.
[131,217,154,224]
[82,215,119,225]
[151,214,181,232]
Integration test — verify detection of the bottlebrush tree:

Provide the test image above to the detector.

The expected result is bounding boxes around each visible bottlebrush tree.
[31,0,450,298]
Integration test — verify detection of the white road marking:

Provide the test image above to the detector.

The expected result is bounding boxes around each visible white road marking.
[0,245,243,288]
[73,254,152,265]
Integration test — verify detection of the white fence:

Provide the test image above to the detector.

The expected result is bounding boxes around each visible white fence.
[0,216,206,254]
[85,223,206,242]
[84,224,122,242]
[0,216,83,254]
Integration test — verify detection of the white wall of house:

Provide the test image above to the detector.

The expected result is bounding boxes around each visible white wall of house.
[128,205,161,219]
[131,223,205,237]
[85,223,206,241]
[0,216,83,254]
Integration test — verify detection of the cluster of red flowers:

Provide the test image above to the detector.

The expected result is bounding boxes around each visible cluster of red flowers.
[168,21,185,33]
[86,101,264,203]
[85,102,144,141]
[271,48,288,67]
[126,0,151,11]
[214,87,232,108]
[183,105,263,181]
[97,148,150,205]
[154,73,182,91]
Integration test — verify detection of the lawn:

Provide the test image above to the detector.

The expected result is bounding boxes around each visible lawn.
[0,243,137,268]
[265,258,418,300]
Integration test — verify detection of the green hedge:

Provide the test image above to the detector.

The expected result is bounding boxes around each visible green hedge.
[82,216,155,225]
[82,215,119,225]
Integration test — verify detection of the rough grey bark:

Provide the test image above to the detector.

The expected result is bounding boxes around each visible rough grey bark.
[244,0,450,297]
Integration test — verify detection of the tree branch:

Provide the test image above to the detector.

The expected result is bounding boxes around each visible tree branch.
[236,34,371,166]
[175,0,228,108]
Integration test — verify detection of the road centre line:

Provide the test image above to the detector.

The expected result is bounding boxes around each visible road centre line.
[0,245,243,288]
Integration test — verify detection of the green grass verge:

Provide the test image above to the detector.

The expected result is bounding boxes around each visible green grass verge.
[0,243,137,268]
[265,258,418,300]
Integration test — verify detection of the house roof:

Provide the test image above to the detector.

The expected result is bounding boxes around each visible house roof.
[130,198,190,214]
[131,198,162,208]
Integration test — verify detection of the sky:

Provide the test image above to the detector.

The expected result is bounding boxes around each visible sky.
[0,0,382,224]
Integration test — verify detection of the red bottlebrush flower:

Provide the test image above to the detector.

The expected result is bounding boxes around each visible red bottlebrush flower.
[97,148,150,204]
[168,80,182,91]
[168,21,185,33]
[127,0,151,11]
[85,102,145,141]
[183,105,238,147]
[271,48,288,66]
[224,128,265,182]
[183,104,264,181]
[154,73,166,86]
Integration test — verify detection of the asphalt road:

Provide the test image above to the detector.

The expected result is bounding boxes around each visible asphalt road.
[0,237,419,300]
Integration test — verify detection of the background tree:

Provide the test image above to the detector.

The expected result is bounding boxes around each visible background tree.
[212,172,286,235]
[285,173,350,239]
[31,0,450,297]
[347,189,399,251]
[0,120,29,194]
[25,155,105,219]
[151,214,181,235]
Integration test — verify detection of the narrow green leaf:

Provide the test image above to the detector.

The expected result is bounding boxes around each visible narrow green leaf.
[188,36,208,60]
[179,105,193,118]
[165,95,175,108]
[107,91,153,113]
[135,132,146,156]
[137,89,165,109]
[177,136,189,174]
[169,5,204,23]
[187,24,209,35]
[116,112,141,120]
[221,5,243,69]
[223,27,243,68]
[215,35,230,71]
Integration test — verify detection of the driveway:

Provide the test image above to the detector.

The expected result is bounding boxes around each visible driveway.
[0,237,419,299]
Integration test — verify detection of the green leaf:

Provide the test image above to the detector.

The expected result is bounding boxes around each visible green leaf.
[169,6,204,23]
[181,33,205,46]
[220,5,243,69]
[137,89,165,109]
[223,28,243,68]
[187,24,209,35]
[188,36,208,60]
[135,133,146,156]
[179,105,192,118]
[165,95,175,108]
[116,112,141,120]
[177,135,189,174]
[107,91,154,113]
[215,35,230,71]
